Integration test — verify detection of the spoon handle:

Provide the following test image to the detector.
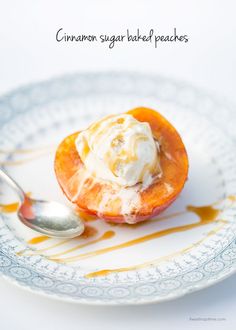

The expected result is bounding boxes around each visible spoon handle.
[0,168,26,202]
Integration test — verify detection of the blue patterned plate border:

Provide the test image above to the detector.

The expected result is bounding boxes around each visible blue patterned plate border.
[0,72,236,305]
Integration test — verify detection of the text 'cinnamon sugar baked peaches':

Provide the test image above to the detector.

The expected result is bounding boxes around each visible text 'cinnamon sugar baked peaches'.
[54,107,189,224]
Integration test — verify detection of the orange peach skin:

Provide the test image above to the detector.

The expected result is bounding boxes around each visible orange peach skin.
[54,107,189,223]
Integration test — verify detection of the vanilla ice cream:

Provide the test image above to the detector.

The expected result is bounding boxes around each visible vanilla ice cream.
[75,114,160,187]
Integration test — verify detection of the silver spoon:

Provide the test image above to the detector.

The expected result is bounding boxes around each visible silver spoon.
[0,168,85,238]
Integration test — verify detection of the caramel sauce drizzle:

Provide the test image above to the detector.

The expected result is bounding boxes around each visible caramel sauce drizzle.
[85,220,226,278]
[228,195,236,202]
[19,225,100,256]
[48,230,115,260]
[2,194,234,278]
[0,201,19,213]
[0,151,50,166]
[77,211,97,222]
[0,145,54,166]
[0,145,54,154]
[27,236,50,244]
[0,193,31,213]
[51,203,221,263]
[79,225,98,239]
[1,145,234,278]
[186,205,219,222]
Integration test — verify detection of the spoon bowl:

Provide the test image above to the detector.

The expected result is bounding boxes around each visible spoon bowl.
[0,168,85,238]
[18,197,85,238]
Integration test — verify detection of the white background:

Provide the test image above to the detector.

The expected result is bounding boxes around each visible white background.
[0,1,235,329]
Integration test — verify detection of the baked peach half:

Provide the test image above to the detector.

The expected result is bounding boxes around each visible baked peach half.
[54,107,188,224]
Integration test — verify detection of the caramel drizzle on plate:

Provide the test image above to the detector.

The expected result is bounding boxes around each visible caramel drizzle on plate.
[19,201,222,261]
[17,225,101,256]
[77,211,97,222]
[0,201,19,213]
[51,203,221,263]
[0,145,54,154]
[85,220,226,278]
[2,195,234,278]
[48,230,115,259]
[27,236,50,244]
[0,145,54,166]
[0,193,31,213]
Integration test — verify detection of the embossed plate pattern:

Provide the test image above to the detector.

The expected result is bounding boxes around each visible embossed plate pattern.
[0,72,236,305]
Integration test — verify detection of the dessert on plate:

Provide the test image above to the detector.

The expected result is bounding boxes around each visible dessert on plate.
[54,107,188,224]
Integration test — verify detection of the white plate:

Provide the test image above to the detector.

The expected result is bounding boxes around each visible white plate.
[0,72,236,305]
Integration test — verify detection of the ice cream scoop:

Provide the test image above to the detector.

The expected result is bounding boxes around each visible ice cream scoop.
[76,114,160,187]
